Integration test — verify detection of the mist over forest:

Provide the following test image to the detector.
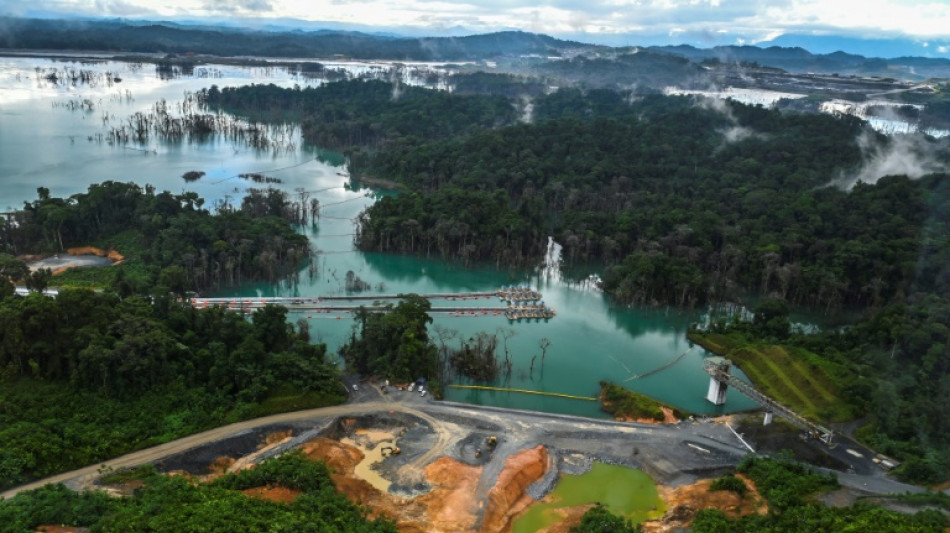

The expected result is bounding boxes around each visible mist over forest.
[2,12,950,533]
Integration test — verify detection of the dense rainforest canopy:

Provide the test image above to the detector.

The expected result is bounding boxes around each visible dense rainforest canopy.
[0,185,342,491]
[0,182,310,294]
[209,80,946,310]
[0,288,344,490]
[340,294,439,383]
[200,79,519,152]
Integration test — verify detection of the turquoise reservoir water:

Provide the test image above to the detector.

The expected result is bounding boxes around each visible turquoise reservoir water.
[0,57,758,417]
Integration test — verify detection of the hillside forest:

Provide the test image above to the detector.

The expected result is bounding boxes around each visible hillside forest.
[0,185,344,491]
[0,182,311,295]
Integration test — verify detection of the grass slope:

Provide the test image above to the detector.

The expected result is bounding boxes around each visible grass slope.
[689,332,855,423]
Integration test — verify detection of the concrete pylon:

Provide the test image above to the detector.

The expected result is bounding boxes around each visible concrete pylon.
[764,411,773,425]
[706,376,728,405]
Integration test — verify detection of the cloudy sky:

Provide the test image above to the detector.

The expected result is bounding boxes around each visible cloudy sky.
[5,0,950,53]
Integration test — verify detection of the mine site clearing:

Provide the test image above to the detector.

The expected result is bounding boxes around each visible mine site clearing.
[2,378,924,532]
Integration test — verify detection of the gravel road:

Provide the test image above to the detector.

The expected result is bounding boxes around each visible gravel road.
[1,381,922,500]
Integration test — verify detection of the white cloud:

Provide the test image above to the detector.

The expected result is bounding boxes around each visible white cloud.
[757,0,950,39]
[5,0,950,44]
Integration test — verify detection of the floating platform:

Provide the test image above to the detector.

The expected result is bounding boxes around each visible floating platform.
[504,303,556,321]
[189,286,554,322]
[496,287,542,302]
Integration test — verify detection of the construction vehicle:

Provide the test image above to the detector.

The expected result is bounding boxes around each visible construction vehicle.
[380,446,401,456]
[486,435,497,449]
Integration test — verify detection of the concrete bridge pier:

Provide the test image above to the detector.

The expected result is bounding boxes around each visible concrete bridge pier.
[763,411,774,425]
[705,357,730,405]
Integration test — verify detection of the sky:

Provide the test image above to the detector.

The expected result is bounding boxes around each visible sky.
[3,0,950,55]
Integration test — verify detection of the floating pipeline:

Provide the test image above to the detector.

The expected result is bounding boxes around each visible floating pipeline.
[446,384,596,402]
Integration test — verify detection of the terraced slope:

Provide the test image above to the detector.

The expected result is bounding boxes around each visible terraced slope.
[691,333,855,423]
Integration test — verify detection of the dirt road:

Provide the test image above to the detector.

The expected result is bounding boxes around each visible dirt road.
[2,390,922,501]
[1,401,433,499]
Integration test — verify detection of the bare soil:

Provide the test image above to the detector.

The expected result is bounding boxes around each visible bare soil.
[641,474,767,532]
[66,246,125,262]
[613,406,680,425]
[241,485,302,504]
[20,396,907,532]
[23,246,125,275]
[300,436,490,532]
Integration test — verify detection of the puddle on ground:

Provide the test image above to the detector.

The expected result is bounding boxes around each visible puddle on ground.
[342,433,397,493]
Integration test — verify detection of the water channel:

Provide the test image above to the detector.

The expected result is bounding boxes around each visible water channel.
[0,56,759,417]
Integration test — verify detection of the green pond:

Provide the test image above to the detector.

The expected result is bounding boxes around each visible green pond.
[0,57,759,417]
[512,463,665,533]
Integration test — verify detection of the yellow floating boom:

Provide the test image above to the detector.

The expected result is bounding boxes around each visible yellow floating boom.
[447,384,596,401]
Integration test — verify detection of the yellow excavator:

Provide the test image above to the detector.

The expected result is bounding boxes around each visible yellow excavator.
[381,446,401,457]
[486,436,497,449]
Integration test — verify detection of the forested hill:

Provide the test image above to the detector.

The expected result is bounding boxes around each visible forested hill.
[358,91,946,311]
[0,17,578,60]
[0,182,310,294]
[201,80,519,151]
[202,81,950,311]
[649,43,950,78]
[200,81,950,313]
[532,51,706,88]
[0,291,345,491]
[0,185,344,492]
[340,84,950,481]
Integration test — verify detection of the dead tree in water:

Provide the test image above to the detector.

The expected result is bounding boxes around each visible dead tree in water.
[296,188,311,224]
[538,337,551,374]
[310,198,320,223]
[102,94,300,153]
[497,327,516,380]
[450,332,500,382]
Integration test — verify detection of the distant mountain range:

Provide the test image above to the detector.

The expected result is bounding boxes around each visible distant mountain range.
[0,17,579,61]
[648,44,950,79]
[1,17,949,82]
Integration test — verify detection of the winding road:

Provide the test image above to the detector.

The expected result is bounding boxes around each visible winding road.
[1,401,433,500]
[1,390,925,501]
